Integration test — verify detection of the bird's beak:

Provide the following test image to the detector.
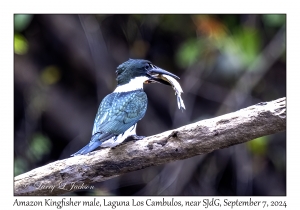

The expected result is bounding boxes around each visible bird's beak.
[146,66,180,86]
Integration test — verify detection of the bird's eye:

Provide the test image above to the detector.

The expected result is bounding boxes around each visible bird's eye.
[145,64,150,70]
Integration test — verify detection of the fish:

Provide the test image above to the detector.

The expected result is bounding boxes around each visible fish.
[154,74,186,111]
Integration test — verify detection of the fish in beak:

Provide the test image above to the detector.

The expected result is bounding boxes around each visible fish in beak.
[145,65,185,111]
[145,65,180,86]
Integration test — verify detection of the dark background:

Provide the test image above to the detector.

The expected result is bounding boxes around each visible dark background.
[14,14,286,195]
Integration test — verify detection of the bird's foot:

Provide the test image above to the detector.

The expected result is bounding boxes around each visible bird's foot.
[131,135,145,140]
[121,135,145,144]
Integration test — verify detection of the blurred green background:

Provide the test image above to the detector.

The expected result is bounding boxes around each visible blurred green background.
[14,14,286,195]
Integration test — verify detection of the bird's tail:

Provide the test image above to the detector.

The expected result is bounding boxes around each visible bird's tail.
[71,133,114,156]
[70,141,102,156]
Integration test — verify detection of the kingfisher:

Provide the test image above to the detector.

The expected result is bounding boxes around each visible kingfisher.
[71,59,180,156]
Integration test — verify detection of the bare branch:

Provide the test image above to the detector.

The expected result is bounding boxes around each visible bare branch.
[14,97,286,196]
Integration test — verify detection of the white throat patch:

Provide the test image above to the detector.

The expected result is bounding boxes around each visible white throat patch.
[114,76,148,93]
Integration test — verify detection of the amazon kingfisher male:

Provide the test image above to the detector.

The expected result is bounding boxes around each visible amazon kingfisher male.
[71,59,180,156]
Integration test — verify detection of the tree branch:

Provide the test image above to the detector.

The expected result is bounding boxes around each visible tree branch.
[14,97,286,196]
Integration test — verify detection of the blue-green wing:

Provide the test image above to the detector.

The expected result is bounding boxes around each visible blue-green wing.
[92,90,147,136]
[71,90,147,156]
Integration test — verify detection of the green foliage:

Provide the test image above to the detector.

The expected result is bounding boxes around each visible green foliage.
[176,39,204,68]
[247,136,269,155]
[14,14,33,32]
[14,158,28,176]
[14,34,28,55]
[160,15,186,32]
[263,14,286,27]
[234,27,261,67]
[26,133,52,161]
[41,65,61,85]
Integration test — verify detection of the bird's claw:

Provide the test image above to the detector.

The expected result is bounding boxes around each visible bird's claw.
[131,135,145,140]
[121,135,145,144]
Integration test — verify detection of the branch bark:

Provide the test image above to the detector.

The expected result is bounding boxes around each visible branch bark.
[14,97,286,196]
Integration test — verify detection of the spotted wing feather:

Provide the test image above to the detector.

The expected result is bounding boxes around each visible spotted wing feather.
[71,90,147,156]
[92,90,147,135]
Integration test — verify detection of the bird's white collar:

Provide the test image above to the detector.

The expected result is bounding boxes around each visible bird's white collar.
[114,76,148,93]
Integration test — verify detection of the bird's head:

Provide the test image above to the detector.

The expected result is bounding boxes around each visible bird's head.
[116,59,179,86]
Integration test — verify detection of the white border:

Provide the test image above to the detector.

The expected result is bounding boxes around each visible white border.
[1,0,297,209]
